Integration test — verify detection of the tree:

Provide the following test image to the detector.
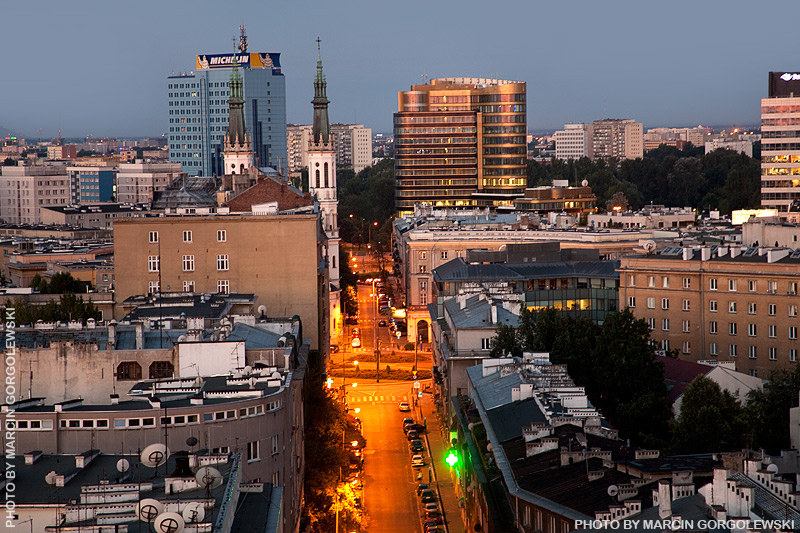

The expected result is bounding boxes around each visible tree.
[490,323,522,357]
[744,366,800,454]
[605,190,630,213]
[670,376,747,454]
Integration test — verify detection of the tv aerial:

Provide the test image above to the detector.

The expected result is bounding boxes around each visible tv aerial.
[136,498,165,522]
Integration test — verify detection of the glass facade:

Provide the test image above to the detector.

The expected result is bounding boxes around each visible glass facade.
[761,96,800,211]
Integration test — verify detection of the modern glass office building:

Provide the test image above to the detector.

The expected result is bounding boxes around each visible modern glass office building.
[167,51,286,177]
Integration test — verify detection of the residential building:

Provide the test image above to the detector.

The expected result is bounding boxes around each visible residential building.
[704,136,754,157]
[287,123,373,173]
[589,205,696,229]
[39,203,151,229]
[619,245,800,377]
[0,161,70,224]
[46,144,77,160]
[513,180,596,215]
[554,123,593,160]
[742,216,800,247]
[66,165,115,203]
[167,29,286,176]
[644,126,711,151]
[116,160,183,204]
[592,118,643,161]
[113,211,326,350]
[394,77,527,215]
[761,71,800,212]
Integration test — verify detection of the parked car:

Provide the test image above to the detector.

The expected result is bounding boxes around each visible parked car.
[423,520,440,532]
[407,423,425,433]
[411,454,425,467]
[403,423,415,434]
[406,430,419,441]
[425,503,439,513]
[378,319,387,327]
[425,510,444,524]
[398,401,411,412]
[416,483,429,496]
[409,439,424,452]
[402,417,414,427]
[420,489,436,503]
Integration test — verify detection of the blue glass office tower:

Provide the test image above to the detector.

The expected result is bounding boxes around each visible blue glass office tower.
[167,51,287,177]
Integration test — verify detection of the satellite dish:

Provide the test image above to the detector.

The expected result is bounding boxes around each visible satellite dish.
[116,458,130,473]
[643,240,657,254]
[136,498,165,522]
[177,335,187,343]
[195,466,223,489]
[249,377,257,389]
[186,436,198,447]
[141,443,170,468]
[767,463,779,474]
[154,512,185,533]
[244,365,252,376]
[607,485,619,497]
[182,502,205,523]
[257,305,267,316]
[45,470,58,485]
[581,179,589,187]
[271,371,281,380]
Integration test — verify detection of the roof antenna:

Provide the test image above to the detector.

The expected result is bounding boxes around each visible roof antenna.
[422,70,429,85]
[238,25,248,53]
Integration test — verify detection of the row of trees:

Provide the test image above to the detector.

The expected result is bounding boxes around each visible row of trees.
[528,145,761,215]
[491,308,800,454]
[11,293,101,325]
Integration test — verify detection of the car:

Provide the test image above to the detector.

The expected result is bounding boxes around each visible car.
[378,319,387,327]
[416,483,429,496]
[403,422,415,434]
[352,327,361,337]
[425,503,439,513]
[330,345,339,353]
[411,454,425,467]
[406,430,419,441]
[351,337,361,348]
[409,439,424,452]
[423,520,441,532]
[420,489,436,503]
[402,417,414,427]
[407,423,425,433]
[425,510,444,524]
[398,401,411,412]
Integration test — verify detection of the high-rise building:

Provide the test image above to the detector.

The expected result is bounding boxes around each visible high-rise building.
[167,29,286,177]
[394,78,527,216]
[591,119,643,161]
[554,123,593,160]
[761,71,800,212]
[0,161,70,224]
[116,161,183,204]
[287,123,372,174]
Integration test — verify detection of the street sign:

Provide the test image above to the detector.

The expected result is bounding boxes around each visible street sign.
[413,381,420,389]
[418,391,423,398]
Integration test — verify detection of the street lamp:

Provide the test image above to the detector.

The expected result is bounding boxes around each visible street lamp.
[372,278,380,382]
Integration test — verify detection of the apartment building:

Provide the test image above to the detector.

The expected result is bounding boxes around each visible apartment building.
[554,123,593,160]
[761,71,800,212]
[619,245,800,377]
[592,118,643,161]
[116,160,183,204]
[0,161,70,224]
[287,123,373,174]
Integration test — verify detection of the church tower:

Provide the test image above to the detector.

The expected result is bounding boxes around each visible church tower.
[307,39,341,340]
[222,50,255,175]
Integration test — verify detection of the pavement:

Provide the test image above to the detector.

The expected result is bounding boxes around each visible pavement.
[414,385,466,533]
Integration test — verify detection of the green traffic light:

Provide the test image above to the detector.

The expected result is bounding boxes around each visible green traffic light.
[445,449,458,467]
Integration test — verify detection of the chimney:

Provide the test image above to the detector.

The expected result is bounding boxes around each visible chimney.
[701,247,711,261]
[135,323,144,350]
[682,247,693,261]
[730,247,741,258]
[109,394,119,405]
[491,304,498,324]
[107,321,116,350]
[658,479,672,519]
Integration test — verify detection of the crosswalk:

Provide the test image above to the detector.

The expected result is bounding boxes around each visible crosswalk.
[347,395,409,403]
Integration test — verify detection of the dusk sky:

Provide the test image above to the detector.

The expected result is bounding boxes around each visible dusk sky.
[2,0,797,139]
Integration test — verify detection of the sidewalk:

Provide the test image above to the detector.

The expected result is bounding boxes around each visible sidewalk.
[416,391,466,533]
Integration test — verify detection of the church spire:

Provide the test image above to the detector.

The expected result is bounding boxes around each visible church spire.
[226,45,246,148]
[311,37,331,145]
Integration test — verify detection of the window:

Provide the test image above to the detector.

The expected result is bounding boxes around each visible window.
[628,275,636,287]
[710,300,718,312]
[749,346,757,359]
[481,338,491,350]
[149,231,159,243]
[682,299,690,311]
[662,318,670,331]
[183,280,194,292]
[750,369,758,377]
[627,297,636,308]
[748,302,756,314]
[217,280,229,294]
[661,339,670,351]
[709,342,718,356]
[182,255,194,272]
[791,349,797,363]
[661,298,669,310]
[648,276,655,288]
[749,280,757,292]
[419,265,427,273]
[149,361,174,379]
[790,326,798,340]
[682,320,691,333]
[647,317,655,330]
[728,279,737,292]
[790,305,798,317]
[662,277,670,288]
[217,254,229,271]
[769,347,778,361]
[728,301,737,313]
[148,281,160,294]
[117,362,142,381]
[709,321,718,334]
[791,282,798,295]
[441,251,448,260]
[710,278,718,291]
[148,255,160,272]
[418,251,427,260]
[272,471,279,486]
[682,341,691,354]
[729,344,738,357]
[271,435,279,454]
[770,304,777,316]
[183,230,192,243]
[247,440,260,462]
[748,324,757,337]
[217,230,227,242]
[679,277,689,289]
[729,323,737,336]
[768,281,778,294]
[647,297,655,309]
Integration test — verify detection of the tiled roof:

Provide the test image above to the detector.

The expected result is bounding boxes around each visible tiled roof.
[224,176,311,212]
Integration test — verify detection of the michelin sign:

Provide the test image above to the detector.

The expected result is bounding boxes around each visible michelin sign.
[196,52,281,73]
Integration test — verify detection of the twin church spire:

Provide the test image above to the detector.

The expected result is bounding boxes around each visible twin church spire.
[311,37,331,146]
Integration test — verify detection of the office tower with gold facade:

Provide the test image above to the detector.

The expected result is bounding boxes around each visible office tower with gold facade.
[394,78,527,216]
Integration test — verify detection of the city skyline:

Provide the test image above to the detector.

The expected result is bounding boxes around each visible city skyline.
[2,0,797,139]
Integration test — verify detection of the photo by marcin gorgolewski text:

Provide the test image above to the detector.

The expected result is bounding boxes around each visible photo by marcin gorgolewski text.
[4,307,16,529]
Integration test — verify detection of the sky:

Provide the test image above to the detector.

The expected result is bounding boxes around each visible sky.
[2,0,798,139]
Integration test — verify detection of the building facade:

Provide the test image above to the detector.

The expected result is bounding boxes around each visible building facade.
[619,245,800,377]
[394,77,527,215]
[39,203,151,229]
[592,119,643,161]
[287,123,373,174]
[554,123,593,160]
[761,71,800,212]
[66,165,115,203]
[0,161,71,224]
[167,36,287,176]
[116,161,183,204]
